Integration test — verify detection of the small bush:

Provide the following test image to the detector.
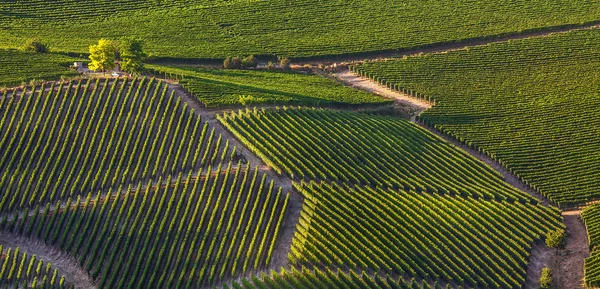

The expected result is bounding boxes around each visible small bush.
[241,55,258,68]
[279,57,291,70]
[539,267,552,288]
[224,57,242,69]
[546,228,566,250]
[266,61,276,70]
[23,39,48,53]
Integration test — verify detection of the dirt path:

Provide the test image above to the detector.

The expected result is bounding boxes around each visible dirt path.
[553,211,590,289]
[333,71,431,121]
[0,233,96,289]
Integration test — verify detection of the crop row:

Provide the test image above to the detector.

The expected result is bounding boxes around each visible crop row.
[352,28,600,207]
[0,246,67,288]
[0,49,80,87]
[0,77,236,212]
[1,1,598,58]
[583,204,600,287]
[0,162,289,289]
[147,65,390,108]
[290,181,562,288]
[218,107,531,202]
[220,266,450,289]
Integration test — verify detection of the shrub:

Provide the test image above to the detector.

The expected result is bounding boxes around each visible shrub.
[224,57,242,69]
[23,39,48,53]
[241,55,258,68]
[539,267,552,288]
[266,61,276,70]
[279,57,291,70]
[546,228,566,250]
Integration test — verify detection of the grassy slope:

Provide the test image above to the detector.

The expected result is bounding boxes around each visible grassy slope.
[0,49,80,88]
[0,0,598,58]
[354,29,600,207]
[148,65,390,107]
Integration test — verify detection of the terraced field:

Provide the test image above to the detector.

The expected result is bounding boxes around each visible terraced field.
[148,65,389,108]
[352,28,600,207]
[0,0,598,58]
[0,49,81,87]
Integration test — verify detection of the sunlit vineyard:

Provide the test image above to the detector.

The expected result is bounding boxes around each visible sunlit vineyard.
[290,182,562,288]
[148,65,390,108]
[0,1,597,58]
[218,107,531,202]
[0,246,68,288]
[0,49,80,87]
[584,204,600,287]
[352,28,600,207]
[219,266,445,289]
[0,78,236,212]
[0,163,289,289]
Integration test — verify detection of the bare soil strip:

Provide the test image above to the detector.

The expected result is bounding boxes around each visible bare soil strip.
[0,234,96,289]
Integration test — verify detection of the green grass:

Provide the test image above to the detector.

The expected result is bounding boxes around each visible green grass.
[0,0,598,59]
[0,49,80,88]
[148,65,390,108]
[353,28,600,207]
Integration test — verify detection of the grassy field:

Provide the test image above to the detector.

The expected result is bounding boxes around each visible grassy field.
[148,65,390,108]
[353,29,600,207]
[0,0,598,59]
[0,49,80,88]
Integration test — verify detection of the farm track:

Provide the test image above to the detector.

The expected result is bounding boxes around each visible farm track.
[0,234,96,289]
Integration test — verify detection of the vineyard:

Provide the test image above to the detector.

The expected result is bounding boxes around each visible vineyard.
[0,246,67,288]
[0,49,80,87]
[147,65,389,108]
[218,107,532,202]
[584,205,600,287]
[217,107,566,288]
[220,266,447,289]
[0,78,236,213]
[0,1,598,58]
[0,164,289,289]
[352,28,600,207]
[291,182,562,288]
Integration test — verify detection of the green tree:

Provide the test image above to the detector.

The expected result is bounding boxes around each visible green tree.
[539,267,552,288]
[119,37,147,75]
[88,39,117,73]
[546,228,566,252]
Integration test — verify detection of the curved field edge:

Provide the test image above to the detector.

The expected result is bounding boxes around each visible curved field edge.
[350,28,600,208]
